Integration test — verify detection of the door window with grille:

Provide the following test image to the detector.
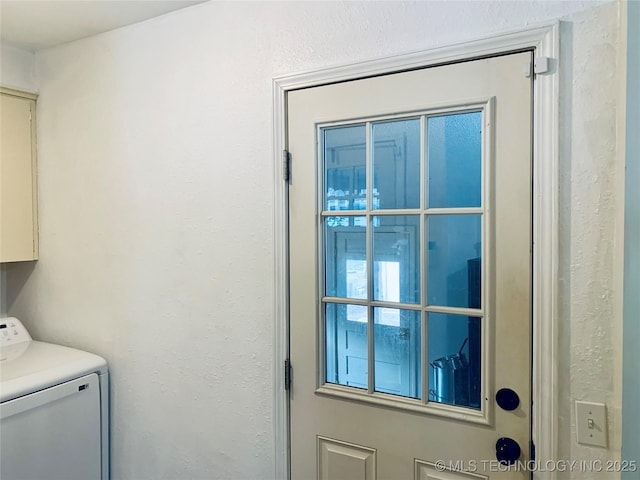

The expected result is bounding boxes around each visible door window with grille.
[321,110,485,410]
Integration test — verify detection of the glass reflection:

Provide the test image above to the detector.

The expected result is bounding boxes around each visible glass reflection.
[427,215,481,308]
[428,312,481,409]
[374,308,421,398]
[324,125,366,211]
[373,215,420,304]
[326,303,368,389]
[428,112,482,208]
[325,217,366,299]
[373,119,420,210]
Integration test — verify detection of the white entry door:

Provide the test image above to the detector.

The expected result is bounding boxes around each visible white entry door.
[288,52,533,480]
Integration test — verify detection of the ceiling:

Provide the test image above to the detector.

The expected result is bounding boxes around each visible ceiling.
[0,0,209,52]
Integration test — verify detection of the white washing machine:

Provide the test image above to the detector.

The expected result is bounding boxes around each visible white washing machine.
[0,317,109,480]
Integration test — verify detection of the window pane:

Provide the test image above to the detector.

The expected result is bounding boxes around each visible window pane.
[427,215,481,308]
[325,217,366,299]
[427,112,482,208]
[374,308,421,399]
[428,313,481,409]
[324,125,366,211]
[372,119,420,210]
[373,215,420,304]
[326,303,368,389]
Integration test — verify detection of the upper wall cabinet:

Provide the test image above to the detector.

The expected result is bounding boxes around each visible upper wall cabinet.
[1,88,38,262]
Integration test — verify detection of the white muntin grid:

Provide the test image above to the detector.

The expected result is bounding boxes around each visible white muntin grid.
[314,99,494,423]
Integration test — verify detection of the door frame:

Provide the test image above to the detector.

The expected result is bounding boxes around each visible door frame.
[273,22,560,480]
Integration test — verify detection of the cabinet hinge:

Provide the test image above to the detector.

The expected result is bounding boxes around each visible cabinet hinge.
[284,359,292,390]
[283,150,291,183]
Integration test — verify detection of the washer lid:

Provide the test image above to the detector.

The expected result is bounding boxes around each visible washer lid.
[0,341,107,403]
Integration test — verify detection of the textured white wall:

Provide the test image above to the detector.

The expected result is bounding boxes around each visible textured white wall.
[4,1,624,479]
[0,44,37,92]
[556,4,625,475]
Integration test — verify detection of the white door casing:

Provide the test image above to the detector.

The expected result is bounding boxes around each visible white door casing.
[273,23,559,480]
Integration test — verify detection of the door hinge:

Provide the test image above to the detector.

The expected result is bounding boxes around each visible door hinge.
[284,359,292,390]
[530,440,536,461]
[283,150,291,182]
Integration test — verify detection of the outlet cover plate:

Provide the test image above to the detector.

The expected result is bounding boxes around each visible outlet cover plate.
[575,401,607,448]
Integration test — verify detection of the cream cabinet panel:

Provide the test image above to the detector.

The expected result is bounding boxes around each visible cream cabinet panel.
[1,88,38,262]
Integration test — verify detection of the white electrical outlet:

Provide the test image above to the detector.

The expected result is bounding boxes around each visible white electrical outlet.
[575,401,607,448]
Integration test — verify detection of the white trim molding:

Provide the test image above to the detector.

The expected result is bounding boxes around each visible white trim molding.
[273,22,559,480]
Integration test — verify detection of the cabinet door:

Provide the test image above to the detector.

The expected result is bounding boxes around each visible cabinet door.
[1,90,38,262]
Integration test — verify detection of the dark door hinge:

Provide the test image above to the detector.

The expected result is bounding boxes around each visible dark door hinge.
[530,440,536,461]
[283,150,291,182]
[284,359,292,390]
